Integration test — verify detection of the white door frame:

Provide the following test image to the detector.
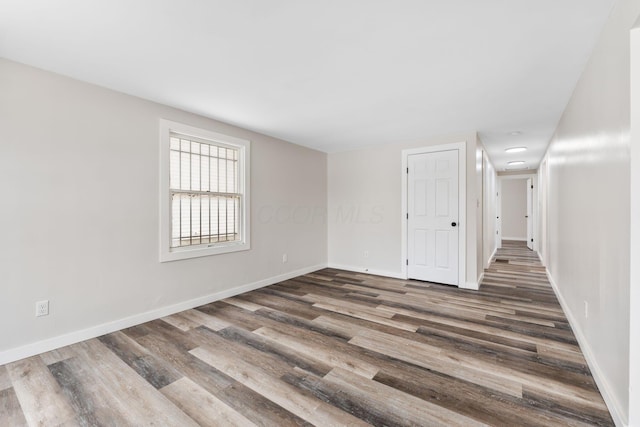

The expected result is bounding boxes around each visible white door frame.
[401,142,466,286]
[526,178,533,250]
[497,173,538,252]
[496,185,502,248]
[628,24,640,427]
[538,157,549,266]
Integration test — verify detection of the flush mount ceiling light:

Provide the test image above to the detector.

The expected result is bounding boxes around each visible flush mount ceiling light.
[504,167,529,171]
[509,131,522,136]
[507,160,526,166]
[505,146,527,153]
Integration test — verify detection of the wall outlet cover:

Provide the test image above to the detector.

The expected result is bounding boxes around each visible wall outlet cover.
[36,300,49,317]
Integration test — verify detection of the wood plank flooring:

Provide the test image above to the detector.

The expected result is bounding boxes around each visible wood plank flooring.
[1,241,613,426]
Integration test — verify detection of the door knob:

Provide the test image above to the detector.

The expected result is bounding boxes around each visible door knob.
[451,222,457,227]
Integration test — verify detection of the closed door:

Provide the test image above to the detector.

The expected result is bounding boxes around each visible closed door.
[526,178,533,250]
[407,150,459,285]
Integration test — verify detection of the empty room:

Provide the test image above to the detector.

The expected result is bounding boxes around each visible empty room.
[1,0,639,426]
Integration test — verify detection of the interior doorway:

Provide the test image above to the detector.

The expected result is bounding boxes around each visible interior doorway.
[406,149,459,285]
[401,142,466,287]
[498,174,537,251]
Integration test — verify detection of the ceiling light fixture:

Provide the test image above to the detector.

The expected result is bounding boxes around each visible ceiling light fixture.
[505,146,527,153]
[509,131,522,136]
[507,161,526,166]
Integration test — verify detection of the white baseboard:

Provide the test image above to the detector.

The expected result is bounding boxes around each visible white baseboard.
[546,268,627,427]
[459,279,480,290]
[0,263,327,366]
[327,263,482,291]
[327,263,406,280]
[486,247,498,269]
[502,236,527,241]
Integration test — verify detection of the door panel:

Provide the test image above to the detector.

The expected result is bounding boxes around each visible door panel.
[415,229,428,266]
[408,150,459,285]
[436,179,450,216]
[435,230,450,268]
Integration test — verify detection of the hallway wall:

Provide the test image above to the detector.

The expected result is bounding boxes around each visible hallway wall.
[543,0,640,423]
[482,150,498,269]
[629,19,640,427]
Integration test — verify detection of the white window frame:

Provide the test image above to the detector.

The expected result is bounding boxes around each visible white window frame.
[159,119,250,262]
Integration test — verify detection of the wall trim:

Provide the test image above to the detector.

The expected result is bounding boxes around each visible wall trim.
[486,247,498,269]
[0,264,327,366]
[630,24,640,427]
[328,263,406,280]
[497,173,538,253]
[328,262,474,288]
[459,279,481,291]
[546,268,627,427]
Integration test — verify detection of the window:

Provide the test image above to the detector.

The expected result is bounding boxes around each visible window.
[159,120,250,262]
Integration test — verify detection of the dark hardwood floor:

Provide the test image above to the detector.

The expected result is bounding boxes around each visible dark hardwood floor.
[0,241,613,426]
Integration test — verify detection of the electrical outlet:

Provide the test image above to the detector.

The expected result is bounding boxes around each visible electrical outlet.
[36,300,49,317]
[364,250,369,258]
[584,301,588,319]
[282,253,287,263]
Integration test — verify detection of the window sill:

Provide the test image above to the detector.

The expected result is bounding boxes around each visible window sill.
[159,241,250,262]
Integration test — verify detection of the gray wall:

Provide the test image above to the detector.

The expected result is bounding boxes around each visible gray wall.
[629,18,640,427]
[541,0,640,423]
[0,59,328,359]
[327,132,483,287]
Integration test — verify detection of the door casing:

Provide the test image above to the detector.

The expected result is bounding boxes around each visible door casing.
[497,173,538,252]
[526,177,533,250]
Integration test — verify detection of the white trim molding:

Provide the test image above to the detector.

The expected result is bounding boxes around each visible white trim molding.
[459,282,480,290]
[327,263,480,288]
[401,142,467,287]
[328,263,406,280]
[459,277,481,291]
[486,247,498,269]
[0,264,326,366]
[629,24,640,427]
[546,268,626,427]
[497,172,538,253]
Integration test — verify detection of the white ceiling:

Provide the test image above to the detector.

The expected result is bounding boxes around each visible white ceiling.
[0,0,614,170]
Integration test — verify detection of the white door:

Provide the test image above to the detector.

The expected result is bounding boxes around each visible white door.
[408,150,459,285]
[526,178,533,250]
